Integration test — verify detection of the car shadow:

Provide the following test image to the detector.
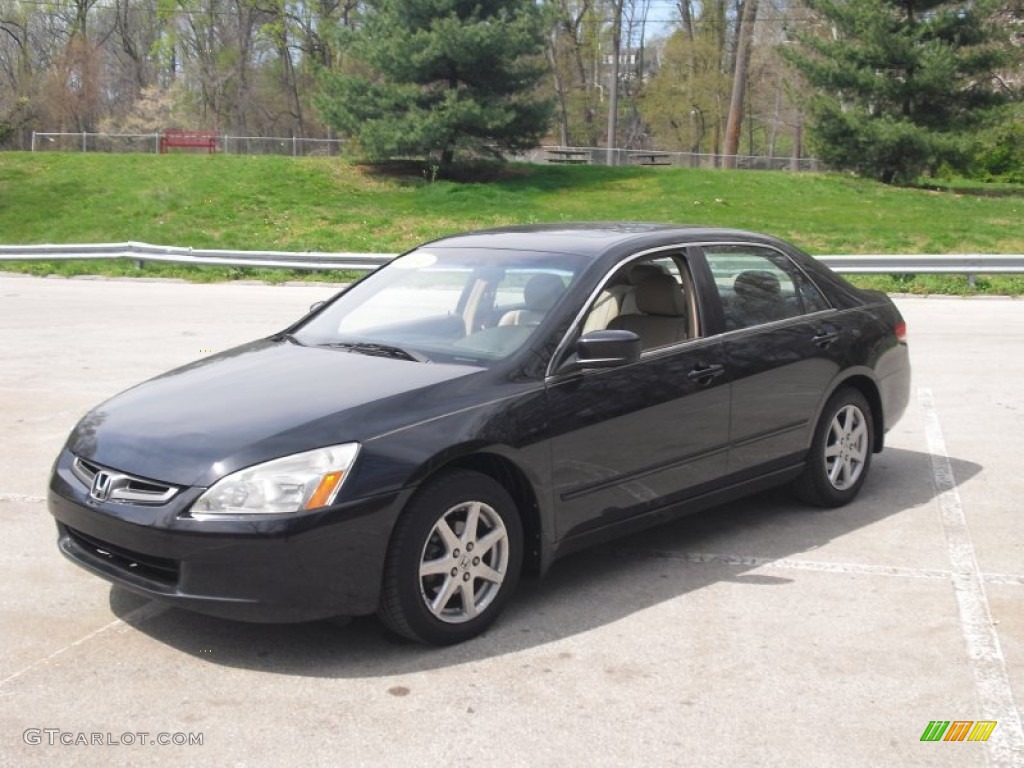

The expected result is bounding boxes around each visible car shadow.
[109,446,978,676]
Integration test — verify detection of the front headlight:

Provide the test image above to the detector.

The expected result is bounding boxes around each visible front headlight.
[189,443,360,518]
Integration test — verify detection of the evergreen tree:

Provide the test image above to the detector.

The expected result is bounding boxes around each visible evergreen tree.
[316,0,552,173]
[784,0,1015,183]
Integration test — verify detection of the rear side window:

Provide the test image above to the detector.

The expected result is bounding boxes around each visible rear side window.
[703,245,830,331]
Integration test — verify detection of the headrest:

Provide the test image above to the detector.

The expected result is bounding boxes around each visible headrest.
[635,273,687,317]
[734,270,781,300]
[627,263,666,286]
[524,273,566,312]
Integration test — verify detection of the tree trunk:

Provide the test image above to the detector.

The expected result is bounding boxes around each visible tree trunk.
[790,119,802,172]
[677,1,694,42]
[723,0,758,168]
[440,142,456,174]
[546,34,570,146]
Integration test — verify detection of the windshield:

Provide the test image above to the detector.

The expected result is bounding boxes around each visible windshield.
[293,247,588,366]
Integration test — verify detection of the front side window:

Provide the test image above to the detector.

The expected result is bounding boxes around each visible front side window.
[294,247,586,366]
[703,245,830,331]
[580,253,699,351]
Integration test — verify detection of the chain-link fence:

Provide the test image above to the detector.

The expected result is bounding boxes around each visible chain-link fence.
[31,132,343,156]
[512,146,820,171]
[220,136,342,156]
[29,132,818,169]
[31,132,162,153]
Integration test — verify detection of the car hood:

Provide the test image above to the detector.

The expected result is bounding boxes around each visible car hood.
[68,339,484,487]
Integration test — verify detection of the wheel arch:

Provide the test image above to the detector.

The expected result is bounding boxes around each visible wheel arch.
[396,447,547,579]
[437,452,544,579]
[829,373,885,453]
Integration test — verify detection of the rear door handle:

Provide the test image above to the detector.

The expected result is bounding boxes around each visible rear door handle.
[812,329,839,348]
[688,363,725,385]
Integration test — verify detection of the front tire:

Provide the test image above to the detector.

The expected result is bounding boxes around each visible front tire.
[378,470,523,645]
[794,387,874,507]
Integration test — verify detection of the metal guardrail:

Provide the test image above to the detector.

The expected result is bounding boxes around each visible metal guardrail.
[1,242,1023,276]
[0,242,390,271]
[818,254,1024,274]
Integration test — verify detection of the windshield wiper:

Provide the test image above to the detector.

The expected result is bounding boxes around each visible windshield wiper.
[272,332,304,345]
[318,342,429,363]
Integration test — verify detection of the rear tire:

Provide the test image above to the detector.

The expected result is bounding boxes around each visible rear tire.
[378,470,523,645]
[794,387,874,508]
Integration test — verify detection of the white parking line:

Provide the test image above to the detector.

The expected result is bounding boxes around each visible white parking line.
[920,387,1024,767]
[0,493,46,503]
[0,602,167,692]
[605,548,1024,587]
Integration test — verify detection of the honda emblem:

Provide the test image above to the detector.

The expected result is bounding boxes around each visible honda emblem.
[90,471,113,502]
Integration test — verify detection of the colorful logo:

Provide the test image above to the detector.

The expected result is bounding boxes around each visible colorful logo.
[921,721,997,742]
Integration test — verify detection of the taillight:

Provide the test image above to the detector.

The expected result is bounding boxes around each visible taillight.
[894,320,907,342]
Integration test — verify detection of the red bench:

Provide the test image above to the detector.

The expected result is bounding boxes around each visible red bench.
[159,130,219,154]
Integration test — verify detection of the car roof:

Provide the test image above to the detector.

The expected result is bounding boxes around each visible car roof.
[421,223,790,259]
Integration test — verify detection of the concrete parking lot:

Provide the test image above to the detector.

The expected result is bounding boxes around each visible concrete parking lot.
[1,274,1022,767]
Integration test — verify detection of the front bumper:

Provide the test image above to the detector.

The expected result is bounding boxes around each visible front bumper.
[48,449,405,623]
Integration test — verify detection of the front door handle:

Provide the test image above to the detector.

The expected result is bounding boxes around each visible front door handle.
[812,329,839,348]
[688,363,725,385]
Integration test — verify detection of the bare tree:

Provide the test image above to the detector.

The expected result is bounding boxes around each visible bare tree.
[546,0,603,147]
[723,0,758,167]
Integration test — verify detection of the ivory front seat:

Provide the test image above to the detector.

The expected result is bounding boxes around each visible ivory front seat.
[607,273,689,350]
[584,263,669,334]
[499,273,566,326]
[619,263,667,316]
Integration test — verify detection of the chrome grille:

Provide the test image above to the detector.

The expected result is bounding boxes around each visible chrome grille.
[71,456,179,505]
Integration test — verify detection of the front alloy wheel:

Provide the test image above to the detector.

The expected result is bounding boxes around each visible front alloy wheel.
[419,499,511,623]
[379,470,523,645]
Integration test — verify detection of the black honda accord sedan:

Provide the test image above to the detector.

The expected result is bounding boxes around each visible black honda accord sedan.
[49,224,910,644]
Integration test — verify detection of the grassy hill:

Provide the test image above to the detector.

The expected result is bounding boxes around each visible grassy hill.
[1,152,1022,293]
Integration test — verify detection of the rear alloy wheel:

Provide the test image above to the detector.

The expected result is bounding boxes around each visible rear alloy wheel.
[378,470,523,645]
[794,388,874,507]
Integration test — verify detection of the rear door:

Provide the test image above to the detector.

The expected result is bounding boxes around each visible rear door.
[545,250,731,541]
[697,244,847,475]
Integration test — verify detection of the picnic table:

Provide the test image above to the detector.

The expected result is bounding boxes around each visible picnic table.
[546,149,590,165]
[631,152,672,166]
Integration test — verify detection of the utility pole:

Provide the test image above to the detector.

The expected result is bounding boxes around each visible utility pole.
[605,0,624,166]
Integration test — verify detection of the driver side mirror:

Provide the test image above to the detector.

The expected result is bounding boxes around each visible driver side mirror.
[576,330,641,369]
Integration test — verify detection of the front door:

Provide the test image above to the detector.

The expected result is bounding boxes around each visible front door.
[544,251,731,541]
